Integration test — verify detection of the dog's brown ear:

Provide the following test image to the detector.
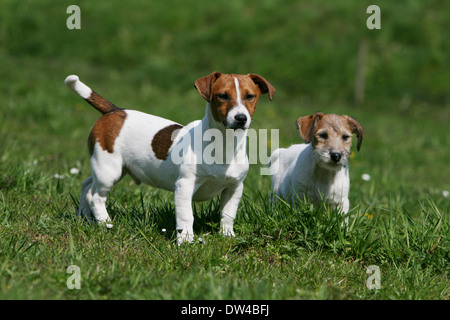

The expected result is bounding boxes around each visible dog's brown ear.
[194,71,222,102]
[344,115,364,151]
[296,112,323,143]
[247,74,276,101]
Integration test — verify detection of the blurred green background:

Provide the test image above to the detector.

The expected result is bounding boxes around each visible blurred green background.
[2,0,448,98]
[0,0,449,197]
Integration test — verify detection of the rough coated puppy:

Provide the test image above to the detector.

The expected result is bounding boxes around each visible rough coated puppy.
[269,112,363,218]
[65,72,275,244]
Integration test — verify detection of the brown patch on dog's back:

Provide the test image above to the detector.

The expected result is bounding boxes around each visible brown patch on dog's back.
[88,110,127,155]
[151,124,183,160]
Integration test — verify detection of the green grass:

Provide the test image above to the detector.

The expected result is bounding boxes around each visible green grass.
[0,0,449,300]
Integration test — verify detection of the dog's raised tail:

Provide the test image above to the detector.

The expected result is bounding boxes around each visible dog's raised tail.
[65,75,121,114]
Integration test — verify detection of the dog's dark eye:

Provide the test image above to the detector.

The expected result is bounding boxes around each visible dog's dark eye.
[319,132,328,139]
[216,93,230,101]
[245,93,256,101]
[342,134,350,141]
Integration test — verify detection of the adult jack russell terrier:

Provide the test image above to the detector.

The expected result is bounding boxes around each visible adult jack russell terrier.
[269,112,363,217]
[65,72,275,244]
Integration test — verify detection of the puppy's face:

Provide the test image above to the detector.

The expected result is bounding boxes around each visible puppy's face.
[297,113,364,170]
[195,72,275,129]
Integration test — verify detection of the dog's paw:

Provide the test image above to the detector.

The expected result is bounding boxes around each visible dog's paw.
[96,220,113,229]
[220,225,235,238]
[177,231,194,246]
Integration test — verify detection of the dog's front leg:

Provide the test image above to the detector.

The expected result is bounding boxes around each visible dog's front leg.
[341,198,350,226]
[219,183,244,237]
[174,177,196,245]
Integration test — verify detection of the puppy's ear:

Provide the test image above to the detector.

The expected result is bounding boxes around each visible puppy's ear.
[194,71,222,102]
[247,74,276,101]
[344,116,364,151]
[296,112,323,143]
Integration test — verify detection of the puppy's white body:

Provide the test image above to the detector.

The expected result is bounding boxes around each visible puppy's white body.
[270,143,350,212]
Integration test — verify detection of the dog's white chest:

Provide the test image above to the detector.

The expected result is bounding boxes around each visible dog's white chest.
[190,162,248,201]
[306,169,349,204]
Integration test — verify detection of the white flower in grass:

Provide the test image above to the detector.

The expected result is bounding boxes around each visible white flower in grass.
[70,167,80,175]
[443,190,449,198]
[54,174,64,179]
[361,173,371,181]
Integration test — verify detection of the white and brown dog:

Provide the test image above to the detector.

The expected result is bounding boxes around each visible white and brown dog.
[65,72,275,244]
[269,112,363,218]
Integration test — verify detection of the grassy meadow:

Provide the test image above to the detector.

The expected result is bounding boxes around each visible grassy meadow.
[0,0,448,300]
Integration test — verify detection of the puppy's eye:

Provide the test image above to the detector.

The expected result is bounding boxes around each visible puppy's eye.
[245,93,256,101]
[216,93,230,101]
[342,134,350,141]
[319,133,328,139]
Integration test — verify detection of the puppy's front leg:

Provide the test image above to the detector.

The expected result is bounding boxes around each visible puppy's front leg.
[341,198,350,226]
[219,183,244,237]
[331,198,350,227]
[174,177,196,245]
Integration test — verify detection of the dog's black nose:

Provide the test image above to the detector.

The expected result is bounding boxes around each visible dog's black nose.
[234,114,247,125]
[330,152,341,163]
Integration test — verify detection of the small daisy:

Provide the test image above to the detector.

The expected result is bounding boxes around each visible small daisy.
[361,173,371,181]
[70,167,80,175]
[443,190,449,198]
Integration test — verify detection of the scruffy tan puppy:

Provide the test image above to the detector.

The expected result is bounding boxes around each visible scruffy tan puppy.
[269,112,363,218]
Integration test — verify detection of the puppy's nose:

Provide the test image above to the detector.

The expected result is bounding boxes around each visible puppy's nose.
[234,114,247,125]
[330,152,342,163]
